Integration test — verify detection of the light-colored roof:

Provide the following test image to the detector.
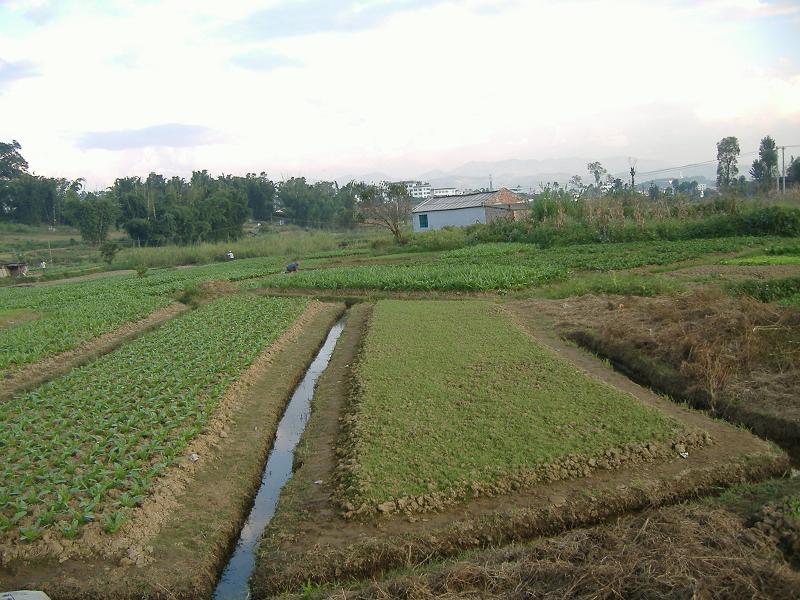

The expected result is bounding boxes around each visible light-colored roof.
[412,191,499,213]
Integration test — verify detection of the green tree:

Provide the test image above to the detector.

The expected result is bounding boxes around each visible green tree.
[788,156,800,185]
[750,158,767,186]
[359,182,410,242]
[0,140,29,179]
[586,161,607,187]
[716,136,739,189]
[66,193,119,245]
[100,240,121,264]
[751,136,778,189]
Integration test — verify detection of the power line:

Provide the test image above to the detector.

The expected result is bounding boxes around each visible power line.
[610,143,800,181]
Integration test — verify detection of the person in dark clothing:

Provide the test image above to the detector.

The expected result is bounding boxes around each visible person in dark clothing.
[286,261,299,273]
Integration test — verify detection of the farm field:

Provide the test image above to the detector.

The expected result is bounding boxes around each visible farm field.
[0,256,286,373]
[334,300,694,516]
[244,236,782,292]
[0,295,306,554]
[251,299,788,596]
[1,229,799,599]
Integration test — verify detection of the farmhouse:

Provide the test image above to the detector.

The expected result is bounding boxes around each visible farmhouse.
[0,261,28,278]
[412,188,527,232]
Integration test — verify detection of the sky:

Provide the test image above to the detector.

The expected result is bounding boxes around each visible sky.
[1,0,799,188]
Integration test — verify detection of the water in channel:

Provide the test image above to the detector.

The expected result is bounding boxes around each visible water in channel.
[212,316,346,600]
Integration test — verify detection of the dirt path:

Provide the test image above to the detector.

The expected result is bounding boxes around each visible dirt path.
[251,300,789,596]
[0,302,187,401]
[14,269,136,287]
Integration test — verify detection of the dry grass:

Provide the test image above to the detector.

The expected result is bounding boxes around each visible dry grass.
[320,504,800,599]
[558,290,800,446]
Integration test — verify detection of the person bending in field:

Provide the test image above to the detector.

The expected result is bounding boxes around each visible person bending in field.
[286,260,299,273]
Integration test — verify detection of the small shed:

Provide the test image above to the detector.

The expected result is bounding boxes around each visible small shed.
[412,189,524,232]
[0,261,28,278]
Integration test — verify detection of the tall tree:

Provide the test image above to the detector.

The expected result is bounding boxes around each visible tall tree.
[752,135,778,189]
[359,182,410,242]
[586,161,607,187]
[716,136,740,189]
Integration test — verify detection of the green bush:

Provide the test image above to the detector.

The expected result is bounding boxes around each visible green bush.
[731,277,800,303]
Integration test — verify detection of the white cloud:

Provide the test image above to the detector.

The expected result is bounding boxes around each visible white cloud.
[0,0,798,186]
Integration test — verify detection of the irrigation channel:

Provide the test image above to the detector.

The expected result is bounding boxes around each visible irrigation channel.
[212,315,347,600]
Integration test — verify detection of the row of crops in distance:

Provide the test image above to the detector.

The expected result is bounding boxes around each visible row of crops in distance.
[241,237,780,292]
[0,295,306,543]
[0,256,285,369]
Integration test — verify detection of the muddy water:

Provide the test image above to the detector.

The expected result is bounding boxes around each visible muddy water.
[212,317,346,600]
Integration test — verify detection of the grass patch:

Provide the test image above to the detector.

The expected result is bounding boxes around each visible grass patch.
[730,276,800,303]
[335,300,688,512]
[723,254,800,266]
[705,477,800,518]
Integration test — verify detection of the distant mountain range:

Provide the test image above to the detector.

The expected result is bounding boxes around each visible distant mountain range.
[337,156,721,191]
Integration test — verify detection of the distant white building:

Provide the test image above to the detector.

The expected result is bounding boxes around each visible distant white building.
[412,189,525,232]
[380,180,432,199]
[433,187,458,197]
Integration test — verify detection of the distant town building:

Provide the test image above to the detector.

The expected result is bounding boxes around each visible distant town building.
[432,187,458,197]
[400,181,432,200]
[412,188,525,232]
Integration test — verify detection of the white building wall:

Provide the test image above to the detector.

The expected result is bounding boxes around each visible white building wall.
[413,206,486,232]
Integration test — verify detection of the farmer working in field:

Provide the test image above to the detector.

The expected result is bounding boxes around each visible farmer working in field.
[286,260,299,273]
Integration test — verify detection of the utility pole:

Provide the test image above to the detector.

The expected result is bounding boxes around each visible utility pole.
[780,146,786,193]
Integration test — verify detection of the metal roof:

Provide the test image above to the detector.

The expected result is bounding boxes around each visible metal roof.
[412,191,499,213]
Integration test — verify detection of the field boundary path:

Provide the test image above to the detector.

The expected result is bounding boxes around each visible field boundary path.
[251,300,789,596]
[0,302,188,401]
[14,269,136,287]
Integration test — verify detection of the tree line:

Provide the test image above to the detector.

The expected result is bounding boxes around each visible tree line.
[716,135,800,192]
[0,141,388,245]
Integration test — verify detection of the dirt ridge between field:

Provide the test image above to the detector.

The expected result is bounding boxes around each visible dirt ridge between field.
[0,302,188,401]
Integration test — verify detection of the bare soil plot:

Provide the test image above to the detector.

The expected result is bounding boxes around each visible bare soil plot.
[251,300,787,596]
[0,301,344,599]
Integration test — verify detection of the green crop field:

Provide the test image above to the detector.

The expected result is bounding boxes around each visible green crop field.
[0,256,284,369]
[335,300,687,511]
[0,295,306,543]
[244,237,777,292]
[723,255,800,266]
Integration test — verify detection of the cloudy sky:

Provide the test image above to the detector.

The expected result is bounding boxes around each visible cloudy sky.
[1,0,799,188]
